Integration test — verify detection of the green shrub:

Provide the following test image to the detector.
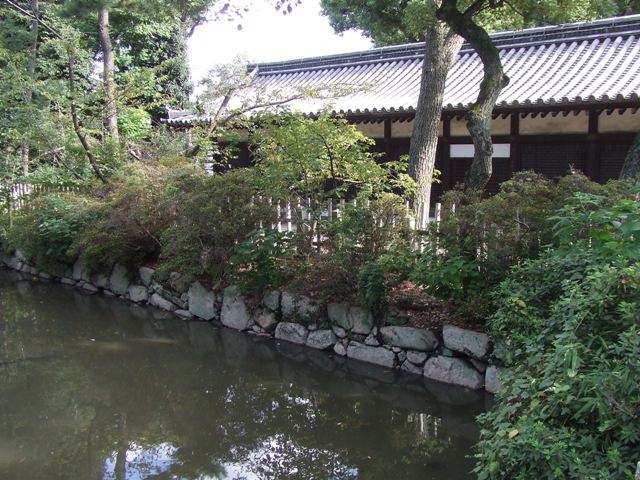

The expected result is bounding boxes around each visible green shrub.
[157,168,276,284]
[358,260,388,323]
[5,193,100,271]
[475,194,640,479]
[411,172,635,319]
[409,250,482,302]
[292,193,413,298]
[230,229,293,294]
[80,164,180,272]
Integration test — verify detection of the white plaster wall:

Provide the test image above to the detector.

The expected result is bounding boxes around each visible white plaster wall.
[599,109,640,133]
[520,111,588,135]
[391,119,444,138]
[450,116,511,136]
[355,122,385,138]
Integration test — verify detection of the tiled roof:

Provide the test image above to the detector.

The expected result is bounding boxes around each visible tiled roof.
[167,15,640,125]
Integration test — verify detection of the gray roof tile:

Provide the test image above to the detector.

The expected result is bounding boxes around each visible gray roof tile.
[167,15,640,125]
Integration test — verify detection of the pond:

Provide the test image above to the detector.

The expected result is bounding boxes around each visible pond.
[0,270,488,480]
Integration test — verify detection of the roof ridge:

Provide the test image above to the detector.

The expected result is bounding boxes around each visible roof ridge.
[250,14,640,74]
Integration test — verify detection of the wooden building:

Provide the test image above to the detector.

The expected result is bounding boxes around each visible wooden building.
[167,15,640,205]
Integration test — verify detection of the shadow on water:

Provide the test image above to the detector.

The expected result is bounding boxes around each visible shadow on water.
[0,270,488,480]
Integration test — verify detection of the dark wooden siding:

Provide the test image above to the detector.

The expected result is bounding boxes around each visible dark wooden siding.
[520,142,587,177]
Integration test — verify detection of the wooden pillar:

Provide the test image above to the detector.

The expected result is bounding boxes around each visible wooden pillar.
[383,118,392,160]
[586,110,599,181]
[509,113,521,177]
[442,116,452,189]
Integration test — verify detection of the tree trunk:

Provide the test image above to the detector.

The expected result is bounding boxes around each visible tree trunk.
[67,49,109,183]
[437,0,509,193]
[409,11,463,230]
[98,6,118,139]
[619,132,640,186]
[21,0,39,177]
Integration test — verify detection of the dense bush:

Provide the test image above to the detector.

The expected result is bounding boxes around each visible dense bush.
[408,172,634,318]
[475,194,640,479]
[286,193,415,301]
[157,168,276,284]
[79,164,184,272]
[4,193,100,272]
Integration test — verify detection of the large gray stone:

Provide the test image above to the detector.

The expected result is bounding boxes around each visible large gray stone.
[275,322,308,345]
[221,285,251,330]
[485,365,504,394]
[252,308,278,332]
[128,285,149,303]
[332,325,347,338]
[364,334,380,346]
[139,267,155,287]
[150,293,176,312]
[188,282,216,320]
[306,329,337,350]
[407,350,428,365]
[380,326,439,352]
[72,257,90,282]
[91,272,110,289]
[4,255,20,270]
[333,343,347,356]
[169,272,190,293]
[151,283,186,309]
[442,325,491,360]
[347,342,395,368]
[423,356,484,390]
[349,306,373,335]
[400,360,423,375]
[109,264,130,296]
[327,303,350,329]
[281,292,320,323]
[492,339,510,365]
[328,303,373,334]
[262,291,281,313]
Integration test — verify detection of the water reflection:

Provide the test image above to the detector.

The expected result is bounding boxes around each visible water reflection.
[0,271,486,479]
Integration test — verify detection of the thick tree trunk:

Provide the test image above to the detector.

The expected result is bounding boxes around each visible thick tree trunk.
[21,0,39,177]
[409,16,462,229]
[619,132,640,186]
[98,6,118,139]
[437,0,509,193]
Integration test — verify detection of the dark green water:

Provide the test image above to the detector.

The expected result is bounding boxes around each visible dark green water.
[0,270,487,480]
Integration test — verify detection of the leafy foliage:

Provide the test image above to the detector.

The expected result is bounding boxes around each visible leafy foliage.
[157,169,276,284]
[407,172,634,318]
[230,229,293,293]
[3,193,99,272]
[476,194,640,479]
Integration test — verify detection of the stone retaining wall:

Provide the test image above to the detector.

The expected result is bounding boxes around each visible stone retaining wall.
[1,251,505,394]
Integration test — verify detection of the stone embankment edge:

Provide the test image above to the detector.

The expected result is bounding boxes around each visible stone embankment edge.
[1,251,506,394]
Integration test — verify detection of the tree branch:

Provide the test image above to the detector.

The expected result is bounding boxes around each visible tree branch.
[67,49,108,184]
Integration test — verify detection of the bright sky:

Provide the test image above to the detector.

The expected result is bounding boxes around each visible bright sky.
[187,0,373,86]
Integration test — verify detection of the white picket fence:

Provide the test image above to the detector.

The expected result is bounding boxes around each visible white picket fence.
[3,183,80,210]
[267,197,443,234]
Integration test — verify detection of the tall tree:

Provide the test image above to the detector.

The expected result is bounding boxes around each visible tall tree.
[437,0,507,194]
[324,0,639,215]
[322,0,462,229]
[436,0,640,194]
[21,0,39,175]
[98,4,118,138]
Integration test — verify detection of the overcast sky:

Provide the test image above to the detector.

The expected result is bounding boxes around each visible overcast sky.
[187,0,373,86]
